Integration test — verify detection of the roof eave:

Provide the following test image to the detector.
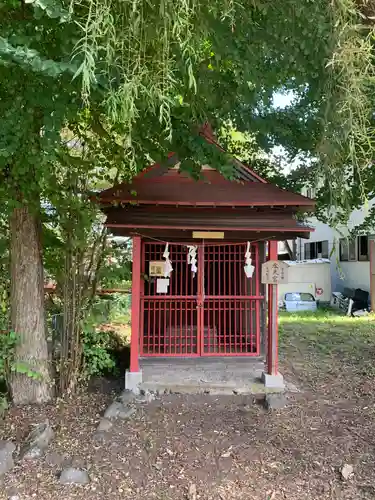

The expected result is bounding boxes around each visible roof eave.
[106,222,314,232]
[98,198,315,210]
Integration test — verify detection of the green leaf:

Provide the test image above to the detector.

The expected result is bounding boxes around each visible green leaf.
[25,0,71,22]
[0,38,77,77]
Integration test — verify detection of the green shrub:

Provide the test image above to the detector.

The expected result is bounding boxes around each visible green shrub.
[0,331,17,413]
[81,325,117,378]
[0,331,42,414]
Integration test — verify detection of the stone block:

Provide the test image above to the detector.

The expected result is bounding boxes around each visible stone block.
[119,390,136,405]
[0,441,15,476]
[125,370,142,394]
[264,393,288,410]
[20,420,54,460]
[97,418,113,432]
[59,467,90,485]
[104,402,136,420]
[261,371,285,390]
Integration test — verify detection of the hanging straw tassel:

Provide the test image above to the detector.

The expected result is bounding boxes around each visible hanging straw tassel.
[163,243,173,277]
[244,241,255,278]
[187,245,198,276]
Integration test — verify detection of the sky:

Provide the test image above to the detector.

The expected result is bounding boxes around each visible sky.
[272,92,294,109]
[270,91,303,174]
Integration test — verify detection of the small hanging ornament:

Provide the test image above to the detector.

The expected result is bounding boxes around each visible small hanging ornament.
[187,245,198,276]
[163,243,173,277]
[244,241,255,278]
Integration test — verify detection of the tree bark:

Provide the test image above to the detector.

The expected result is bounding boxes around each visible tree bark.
[10,205,53,405]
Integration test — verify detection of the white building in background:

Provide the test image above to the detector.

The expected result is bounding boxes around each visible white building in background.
[293,193,375,293]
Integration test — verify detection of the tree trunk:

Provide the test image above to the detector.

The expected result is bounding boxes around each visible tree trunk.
[10,205,53,405]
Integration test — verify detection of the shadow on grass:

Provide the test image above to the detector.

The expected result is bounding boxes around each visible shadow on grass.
[279,308,375,376]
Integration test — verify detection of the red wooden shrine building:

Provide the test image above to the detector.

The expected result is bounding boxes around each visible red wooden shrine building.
[98,127,314,391]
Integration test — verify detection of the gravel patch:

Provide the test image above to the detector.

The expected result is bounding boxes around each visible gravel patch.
[0,386,374,499]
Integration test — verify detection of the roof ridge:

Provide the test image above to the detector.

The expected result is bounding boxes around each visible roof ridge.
[135,123,268,183]
[198,123,267,184]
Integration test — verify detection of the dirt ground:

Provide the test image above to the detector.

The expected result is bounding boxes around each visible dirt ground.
[2,310,375,499]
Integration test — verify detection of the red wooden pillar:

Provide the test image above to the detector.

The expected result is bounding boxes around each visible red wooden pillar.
[130,235,141,373]
[267,240,278,376]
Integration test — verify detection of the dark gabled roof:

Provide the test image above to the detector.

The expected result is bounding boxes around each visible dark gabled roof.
[98,169,314,209]
[97,123,315,211]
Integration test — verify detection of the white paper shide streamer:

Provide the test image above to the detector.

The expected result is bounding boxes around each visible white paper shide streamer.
[163,243,173,277]
[244,241,255,278]
[187,245,198,276]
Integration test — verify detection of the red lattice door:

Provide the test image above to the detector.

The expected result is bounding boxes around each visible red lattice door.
[200,243,261,356]
[141,243,199,355]
[140,242,261,357]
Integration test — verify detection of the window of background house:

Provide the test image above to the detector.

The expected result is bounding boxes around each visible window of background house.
[321,240,329,258]
[306,187,316,199]
[358,235,369,261]
[304,242,317,259]
[316,240,329,258]
[348,239,357,261]
[304,242,310,259]
[305,240,329,260]
[310,242,317,259]
[339,238,357,261]
[339,238,348,261]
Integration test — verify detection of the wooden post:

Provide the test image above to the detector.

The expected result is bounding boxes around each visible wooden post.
[267,241,278,376]
[130,235,141,373]
[370,240,375,312]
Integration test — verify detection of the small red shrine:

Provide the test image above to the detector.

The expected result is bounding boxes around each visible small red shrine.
[98,126,314,391]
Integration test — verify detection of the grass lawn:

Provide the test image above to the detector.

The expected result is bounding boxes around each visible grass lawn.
[279,309,375,389]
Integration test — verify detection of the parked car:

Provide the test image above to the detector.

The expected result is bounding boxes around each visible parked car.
[283,292,317,312]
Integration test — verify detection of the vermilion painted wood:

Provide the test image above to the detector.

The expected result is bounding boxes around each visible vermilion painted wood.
[267,241,279,375]
[103,203,313,241]
[140,242,262,357]
[107,223,311,233]
[106,207,304,217]
[130,235,141,372]
[197,245,205,356]
[105,228,311,242]
[97,131,315,365]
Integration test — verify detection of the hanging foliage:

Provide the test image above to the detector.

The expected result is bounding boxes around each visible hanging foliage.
[1,0,374,196]
[70,0,237,131]
[315,0,375,223]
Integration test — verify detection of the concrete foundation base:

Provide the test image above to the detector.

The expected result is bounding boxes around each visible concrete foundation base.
[261,371,285,390]
[125,370,143,394]
[138,358,286,395]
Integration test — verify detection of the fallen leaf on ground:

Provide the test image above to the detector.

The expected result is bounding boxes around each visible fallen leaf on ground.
[340,464,354,481]
[188,483,197,500]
